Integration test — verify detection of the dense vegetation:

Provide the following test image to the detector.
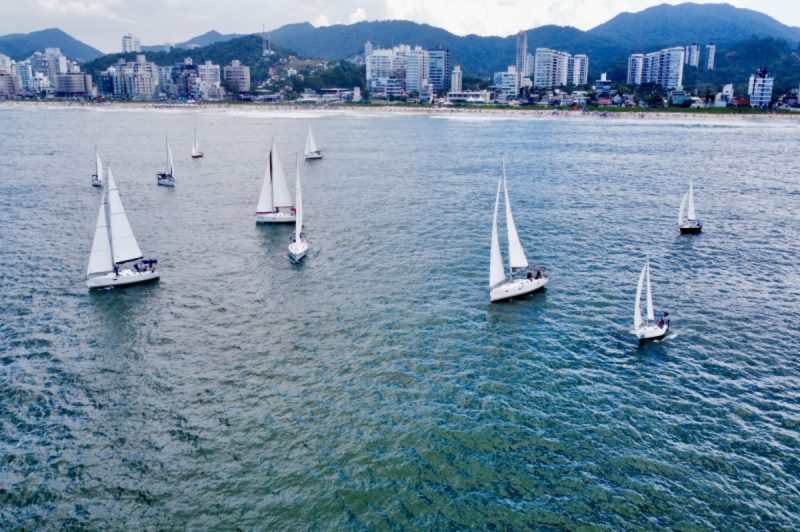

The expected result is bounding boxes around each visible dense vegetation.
[82,35,291,85]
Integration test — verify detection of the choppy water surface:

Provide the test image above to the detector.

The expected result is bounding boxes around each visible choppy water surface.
[1,106,799,528]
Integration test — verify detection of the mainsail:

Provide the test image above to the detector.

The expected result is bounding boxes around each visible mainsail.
[94,148,103,183]
[489,177,505,289]
[256,143,275,213]
[87,181,112,275]
[634,262,646,330]
[271,141,293,207]
[106,166,143,264]
[678,192,688,225]
[687,179,696,221]
[305,127,318,155]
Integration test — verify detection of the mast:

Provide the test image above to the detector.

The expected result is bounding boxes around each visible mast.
[294,155,303,241]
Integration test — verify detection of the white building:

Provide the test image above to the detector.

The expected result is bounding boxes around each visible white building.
[568,54,589,86]
[45,48,67,85]
[122,34,141,53]
[515,31,528,80]
[748,68,773,108]
[714,84,734,108]
[685,43,700,67]
[405,47,427,94]
[628,47,684,89]
[494,66,519,102]
[533,48,587,88]
[14,60,33,91]
[447,90,491,104]
[450,65,462,93]
[627,54,644,85]
[706,44,716,70]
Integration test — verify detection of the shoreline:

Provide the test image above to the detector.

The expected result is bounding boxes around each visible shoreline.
[2,99,799,122]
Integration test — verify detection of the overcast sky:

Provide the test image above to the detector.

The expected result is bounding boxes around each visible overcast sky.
[3,0,799,53]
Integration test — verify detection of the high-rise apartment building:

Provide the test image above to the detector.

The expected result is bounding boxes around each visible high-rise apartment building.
[705,44,716,70]
[533,48,570,88]
[515,31,528,80]
[627,54,644,85]
[568,54,589,86]
[451,65,462,93]
[426,49,450,93]
[405,47,427,94]
[684,43,700,67]
[122,34,141,53]
[493,66,519,102]
[748,67,773,108]
[223,60,250,92]
[627,47,684,89]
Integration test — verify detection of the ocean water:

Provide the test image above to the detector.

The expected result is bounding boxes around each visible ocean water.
[1,106,799,529]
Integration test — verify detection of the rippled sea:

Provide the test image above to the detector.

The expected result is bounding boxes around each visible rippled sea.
[1,106,799,528]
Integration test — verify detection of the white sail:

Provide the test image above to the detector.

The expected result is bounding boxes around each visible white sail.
[106,166,143,264]
[256,143,274,213]
[270,141,293,207]
[192,129,200,156]
[645,258,655,322]
[294,159,303,241]
[305,127,318,155]
[167,141,175,178]
[502,163,528,270]
[95,148,103,183]
[87,189,112,275]
[634,262,646,330]
[687,179,696,221]
[678,192,688,225]
[489,177,505,289]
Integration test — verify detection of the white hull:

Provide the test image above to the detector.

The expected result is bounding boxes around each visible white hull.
[87,270,159,289]
[490,276,548,302]
[288,241,308,262]
[157,179,175,187]
[256,211,295,223]
[91,180,102,187]
[304,152,323,160]
[632,323,669,342]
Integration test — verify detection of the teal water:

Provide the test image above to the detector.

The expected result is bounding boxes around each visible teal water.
[1,107,799,528]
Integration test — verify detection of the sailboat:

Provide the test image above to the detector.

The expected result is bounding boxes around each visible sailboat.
[288,158,308,263]
[157,136,175,187]
[191,129,204,159]
[631,256,670,342]
[255,139,296,223]
[86,164,159,289]
[489,162,549,303]
[91,146,103,187]
[304,127,322,160]
[678,179,702,234]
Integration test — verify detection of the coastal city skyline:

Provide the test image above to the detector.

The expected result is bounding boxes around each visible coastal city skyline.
[2,0,799,52]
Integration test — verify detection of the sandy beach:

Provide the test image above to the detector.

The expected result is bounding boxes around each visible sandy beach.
[2,99,799,122]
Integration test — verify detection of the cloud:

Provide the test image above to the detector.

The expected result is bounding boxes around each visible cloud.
[382,0,632,34]
[36,0,125,20]
[312,13,330,27]
[348,7,367,23]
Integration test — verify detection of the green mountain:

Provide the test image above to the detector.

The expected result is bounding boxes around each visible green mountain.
[589,2,800,48]
[0,28,103,62]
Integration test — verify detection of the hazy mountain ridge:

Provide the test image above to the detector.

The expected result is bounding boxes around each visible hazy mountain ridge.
[0,28,103,61]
